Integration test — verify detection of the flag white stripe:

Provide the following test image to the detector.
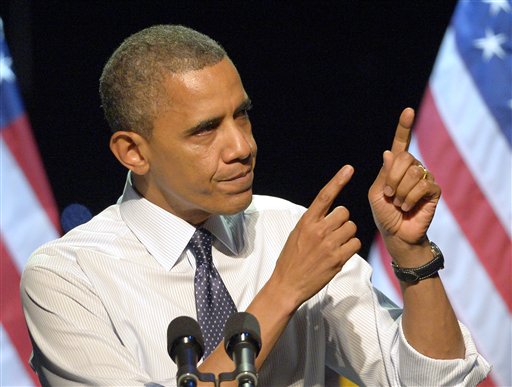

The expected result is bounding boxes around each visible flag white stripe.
[0,138,59,273]
[430,28,512,235]
[0,325,34,386]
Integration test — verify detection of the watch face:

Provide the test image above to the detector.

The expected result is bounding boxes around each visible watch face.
[431,243,442,259]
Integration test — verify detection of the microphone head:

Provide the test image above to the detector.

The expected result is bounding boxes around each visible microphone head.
[167,316,204,362]
[61,203,93,233]
[224,312,262,356]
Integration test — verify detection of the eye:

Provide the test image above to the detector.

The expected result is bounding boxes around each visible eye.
[194,125,215,136]
[191,120,220,136]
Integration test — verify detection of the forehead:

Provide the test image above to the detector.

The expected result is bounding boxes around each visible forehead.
[163,58,247,113]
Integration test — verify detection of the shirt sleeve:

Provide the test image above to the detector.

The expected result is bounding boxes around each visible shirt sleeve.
[20,254,173,386]
[321,254,491,386]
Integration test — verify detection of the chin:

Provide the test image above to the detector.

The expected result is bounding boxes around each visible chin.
[218,190,253,215]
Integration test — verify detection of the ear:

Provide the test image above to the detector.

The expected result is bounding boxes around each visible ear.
[109,131,150,175]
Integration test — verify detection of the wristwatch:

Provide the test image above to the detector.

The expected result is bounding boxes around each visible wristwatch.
[391,242,444,283]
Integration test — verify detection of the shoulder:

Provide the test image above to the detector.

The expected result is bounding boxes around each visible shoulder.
[24,204,130,273]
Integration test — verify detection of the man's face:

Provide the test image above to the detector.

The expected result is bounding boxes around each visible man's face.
[137,58,257,225]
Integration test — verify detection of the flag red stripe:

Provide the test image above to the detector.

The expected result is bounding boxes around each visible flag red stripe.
[478,374,496,387]
[415,88,511,311]
[0,238,40,385]
[376,234,402,297]
[1,114,61,232]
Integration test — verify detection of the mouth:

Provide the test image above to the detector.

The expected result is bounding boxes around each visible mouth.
[224,169,251,181]
[218,170,254,192]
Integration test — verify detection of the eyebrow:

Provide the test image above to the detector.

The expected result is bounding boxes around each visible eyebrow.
[185,98,252,135]
[234,98,253,116]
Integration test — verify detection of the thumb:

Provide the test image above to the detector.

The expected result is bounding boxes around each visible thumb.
[370,150,394,196]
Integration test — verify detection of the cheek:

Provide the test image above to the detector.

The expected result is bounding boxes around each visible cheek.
[178,149,220,190]
[158,161,214,200]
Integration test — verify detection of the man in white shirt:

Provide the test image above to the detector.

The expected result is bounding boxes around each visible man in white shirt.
[21,25,490,386]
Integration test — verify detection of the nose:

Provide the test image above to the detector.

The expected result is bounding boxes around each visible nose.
[222,122,255,163]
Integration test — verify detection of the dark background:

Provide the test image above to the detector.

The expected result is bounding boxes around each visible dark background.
[1,1,457,259]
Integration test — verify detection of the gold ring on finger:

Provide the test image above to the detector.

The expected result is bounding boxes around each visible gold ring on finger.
[418,164,428,180]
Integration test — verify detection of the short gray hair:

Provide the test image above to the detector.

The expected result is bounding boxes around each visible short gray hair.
[99,25,226,138]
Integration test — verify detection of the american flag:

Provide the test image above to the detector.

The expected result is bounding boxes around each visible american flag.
[0,19,60,385]
[369,1,511,386]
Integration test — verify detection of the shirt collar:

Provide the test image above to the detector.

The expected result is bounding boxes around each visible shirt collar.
[119,173,244,271]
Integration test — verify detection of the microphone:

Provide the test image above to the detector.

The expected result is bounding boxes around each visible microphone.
[220,312,262,387]
[167,316,206,387]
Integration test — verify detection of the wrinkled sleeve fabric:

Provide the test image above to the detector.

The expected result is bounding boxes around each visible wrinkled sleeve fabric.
[322,255,491,386]
[21,253,170,386]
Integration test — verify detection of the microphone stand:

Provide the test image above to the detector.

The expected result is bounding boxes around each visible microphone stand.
[218,332,259,387]
[177,369,216,387]
[218,370,256,387]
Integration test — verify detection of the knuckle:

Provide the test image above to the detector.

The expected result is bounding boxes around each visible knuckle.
[318,189,332,203]
[347,220,357,234]
[335,205,350,219]
[325,238,338,251]
[338,238,360,259]
[411,165,424,179]
[396,151,413,163]
[352,237,362,251]
[417,179,430,190]
[313,225,327,240]
[404,152,416,163]
[296,216,308,228]
[347,237,361,252]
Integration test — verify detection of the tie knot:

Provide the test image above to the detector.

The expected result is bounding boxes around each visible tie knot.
[189,228,213,265]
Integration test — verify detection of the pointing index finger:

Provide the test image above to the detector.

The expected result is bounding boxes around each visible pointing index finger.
[306,165,354,220]
[390,107,415,154]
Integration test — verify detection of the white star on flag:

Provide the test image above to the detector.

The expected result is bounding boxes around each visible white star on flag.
[0,52,16,82]
[473,28,507,61]
[483,0,511,16]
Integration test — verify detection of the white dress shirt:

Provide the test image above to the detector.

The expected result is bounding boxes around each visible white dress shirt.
[21,177,490,386]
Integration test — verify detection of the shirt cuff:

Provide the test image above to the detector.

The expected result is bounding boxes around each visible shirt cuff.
[394,318,492,386]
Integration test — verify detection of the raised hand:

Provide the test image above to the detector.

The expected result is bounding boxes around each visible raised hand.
[368,108,441,263]
[271,165,361,308]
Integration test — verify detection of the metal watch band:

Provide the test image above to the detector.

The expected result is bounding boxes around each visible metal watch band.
[391,242,445,283]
